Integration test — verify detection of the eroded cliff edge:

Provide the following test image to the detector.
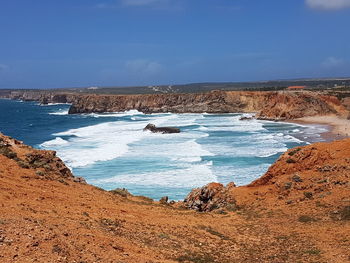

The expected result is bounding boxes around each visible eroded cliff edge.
[3,89,349,120]
[1,133,350,262]
[67,90,348,120]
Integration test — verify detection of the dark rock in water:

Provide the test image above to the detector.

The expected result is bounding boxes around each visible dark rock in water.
[143,123,180,134]
[159,196,169,204]
[239,116,253,121]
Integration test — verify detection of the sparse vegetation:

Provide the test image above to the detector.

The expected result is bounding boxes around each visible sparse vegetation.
[99,218,124,233]
[340,206,350,220]
[286,158,296,164]
[298,215,316,223]
[109,188,130,197]
[17,160,29,168]
[198,225,230,240]
[158,233,170,239]
[288,148,301,156]
[0,146,17,159]
[303,249,321,256]
[303,192,313,199]
[176,251,216,263]
[135,195,154,203]
[35,170,45,176]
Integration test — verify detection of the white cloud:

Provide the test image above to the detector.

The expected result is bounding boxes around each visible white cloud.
[306,0,350,10]
[125,59,163,75]
[321,57,344,68]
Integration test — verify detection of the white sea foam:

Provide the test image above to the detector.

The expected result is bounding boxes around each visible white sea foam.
[42,113,179,168]
[40,137,69,147]
[49,109,69,115]
[49,122,148,167]
[88,109,144,118]
[91,161,216,188]
[197,126,209,131]
[197,115,266,132]
[214,163,271,186]
[40,112,321,199]
[40,103,71,106]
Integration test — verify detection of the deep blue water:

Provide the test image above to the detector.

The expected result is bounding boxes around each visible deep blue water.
[0,99,327,200]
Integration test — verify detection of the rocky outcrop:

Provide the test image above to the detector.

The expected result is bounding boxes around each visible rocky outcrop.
[0,134,85,183]
[143,123,180,134]
[184,182,237,212]
[184,138,350,214]
[249,139,350,188]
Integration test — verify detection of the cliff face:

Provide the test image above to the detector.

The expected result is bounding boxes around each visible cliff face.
[67,90,263,114]
[1,133,350,262]
[67,90,346,119]
[256,92,341,120]
[3,89,348,119]
[5,91,78,105]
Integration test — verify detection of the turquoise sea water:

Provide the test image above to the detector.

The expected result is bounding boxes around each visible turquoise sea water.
[0,99,328,200]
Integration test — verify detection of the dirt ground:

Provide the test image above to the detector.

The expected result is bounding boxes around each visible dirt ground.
[0,134,349,263]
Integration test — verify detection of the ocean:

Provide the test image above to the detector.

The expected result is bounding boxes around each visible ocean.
[0,99,328,200]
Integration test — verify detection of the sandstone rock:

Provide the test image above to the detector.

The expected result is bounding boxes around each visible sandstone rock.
[184,182,237,212]
[73,176,87,184]
[159,196,169,204]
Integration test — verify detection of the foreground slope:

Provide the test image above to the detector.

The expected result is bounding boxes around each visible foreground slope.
[0,134,349,263]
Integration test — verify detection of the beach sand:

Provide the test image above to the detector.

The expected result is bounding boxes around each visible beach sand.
[292,115,350,142]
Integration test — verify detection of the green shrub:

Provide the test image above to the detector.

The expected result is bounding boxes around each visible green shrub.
[288,148,301,156]
[298,215,316,223]
[340,206,350,220]
[303,192,313,199]
[109,188,130,197]
[0,147,17,159]
[286,158,296,164]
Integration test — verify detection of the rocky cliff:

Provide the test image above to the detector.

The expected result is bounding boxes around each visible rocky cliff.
[3,89,348,120]
[67,90,347,119]
[184,138,350,212]
[4,90,78,105]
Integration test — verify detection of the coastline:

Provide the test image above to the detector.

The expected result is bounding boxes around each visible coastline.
[288,115,350,142]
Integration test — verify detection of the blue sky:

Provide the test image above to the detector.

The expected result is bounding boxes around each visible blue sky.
[0,0,350,89]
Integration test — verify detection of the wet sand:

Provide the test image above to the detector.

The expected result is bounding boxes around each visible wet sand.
[291,115,350,142]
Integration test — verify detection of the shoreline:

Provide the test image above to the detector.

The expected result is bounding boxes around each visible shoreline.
[288,115,350,142]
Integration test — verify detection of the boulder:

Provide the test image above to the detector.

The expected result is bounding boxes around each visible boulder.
[159,196,169,204]
[239,116,253,121]
[184,182,237,212]
[143,124,180,134]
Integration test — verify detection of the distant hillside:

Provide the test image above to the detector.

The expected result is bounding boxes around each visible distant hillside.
[1,78,350,95]
[62,78,350,95]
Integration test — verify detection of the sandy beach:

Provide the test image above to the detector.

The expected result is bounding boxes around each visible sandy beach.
[292,115,350,142]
